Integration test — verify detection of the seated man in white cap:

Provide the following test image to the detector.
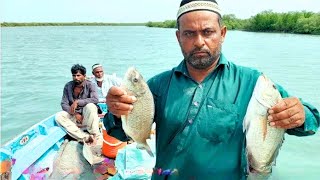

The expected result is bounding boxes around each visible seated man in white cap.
[90,63,122,103]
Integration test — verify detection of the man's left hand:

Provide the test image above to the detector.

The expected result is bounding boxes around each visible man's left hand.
[75,113,83,124]
[268,97,305,129]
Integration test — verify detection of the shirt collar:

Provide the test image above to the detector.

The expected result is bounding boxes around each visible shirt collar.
[219,53,229,68]
[174,53,230,75]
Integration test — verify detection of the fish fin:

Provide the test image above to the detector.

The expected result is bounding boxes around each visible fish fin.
[137,142,154,157]
[261,116,268,141]
[121,115,129,124]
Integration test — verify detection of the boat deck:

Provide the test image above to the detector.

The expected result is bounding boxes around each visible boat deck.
[0,103,116,180]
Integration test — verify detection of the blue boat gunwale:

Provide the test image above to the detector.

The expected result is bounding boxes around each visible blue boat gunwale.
[1,114,67,179]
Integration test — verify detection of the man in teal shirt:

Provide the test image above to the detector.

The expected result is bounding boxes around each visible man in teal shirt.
[104,0,320,179]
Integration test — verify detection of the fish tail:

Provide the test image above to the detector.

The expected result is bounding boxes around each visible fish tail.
[137,142,154,157]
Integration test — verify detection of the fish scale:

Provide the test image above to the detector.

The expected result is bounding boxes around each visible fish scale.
[121,67,155,157]
[244,75,285,179]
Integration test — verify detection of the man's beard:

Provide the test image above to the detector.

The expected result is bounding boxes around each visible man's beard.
[183,46,221,70]
[74,80,82,85]
[95,77,104,82]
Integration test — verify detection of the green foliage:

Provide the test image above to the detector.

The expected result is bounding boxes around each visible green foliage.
[0,22,146,27]
[247,10,279,31]
[146,20,176,28]
[294,13,320,34]
[245,11,319,34]
[222,14,247,30]
[146,11,320,35]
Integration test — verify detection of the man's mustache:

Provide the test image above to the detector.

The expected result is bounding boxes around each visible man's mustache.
[190,48,211,56]
[74,80,81,84]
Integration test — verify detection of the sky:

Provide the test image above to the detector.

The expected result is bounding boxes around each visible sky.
[1,0,320,23]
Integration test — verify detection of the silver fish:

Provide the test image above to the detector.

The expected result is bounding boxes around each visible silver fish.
[121,67,155,156]
[244,75,285,179]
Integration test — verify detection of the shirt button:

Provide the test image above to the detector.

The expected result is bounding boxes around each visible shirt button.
[193,101,199,107]
[188,119,193,124]
[198,84,203,89]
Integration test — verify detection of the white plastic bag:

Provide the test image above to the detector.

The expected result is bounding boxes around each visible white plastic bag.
[110,135,156,180]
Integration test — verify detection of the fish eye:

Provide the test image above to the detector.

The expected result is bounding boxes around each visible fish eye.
[133,78,139,83]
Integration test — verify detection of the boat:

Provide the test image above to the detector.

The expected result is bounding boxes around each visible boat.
[0,103,108,180]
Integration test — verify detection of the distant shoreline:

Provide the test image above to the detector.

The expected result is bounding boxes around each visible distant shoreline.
[0,22,146,27]
[1,10,319,35]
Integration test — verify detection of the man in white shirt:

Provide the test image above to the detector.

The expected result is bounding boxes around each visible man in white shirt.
[90,63,122,103]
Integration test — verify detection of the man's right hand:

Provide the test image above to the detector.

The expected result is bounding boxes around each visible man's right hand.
[70,100,78,115]
[106,86,136,118]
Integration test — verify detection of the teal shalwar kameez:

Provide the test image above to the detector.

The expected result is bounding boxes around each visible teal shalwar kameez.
[104,54,320,180]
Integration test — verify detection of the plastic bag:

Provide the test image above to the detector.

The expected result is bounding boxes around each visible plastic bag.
[110,135,156,180]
